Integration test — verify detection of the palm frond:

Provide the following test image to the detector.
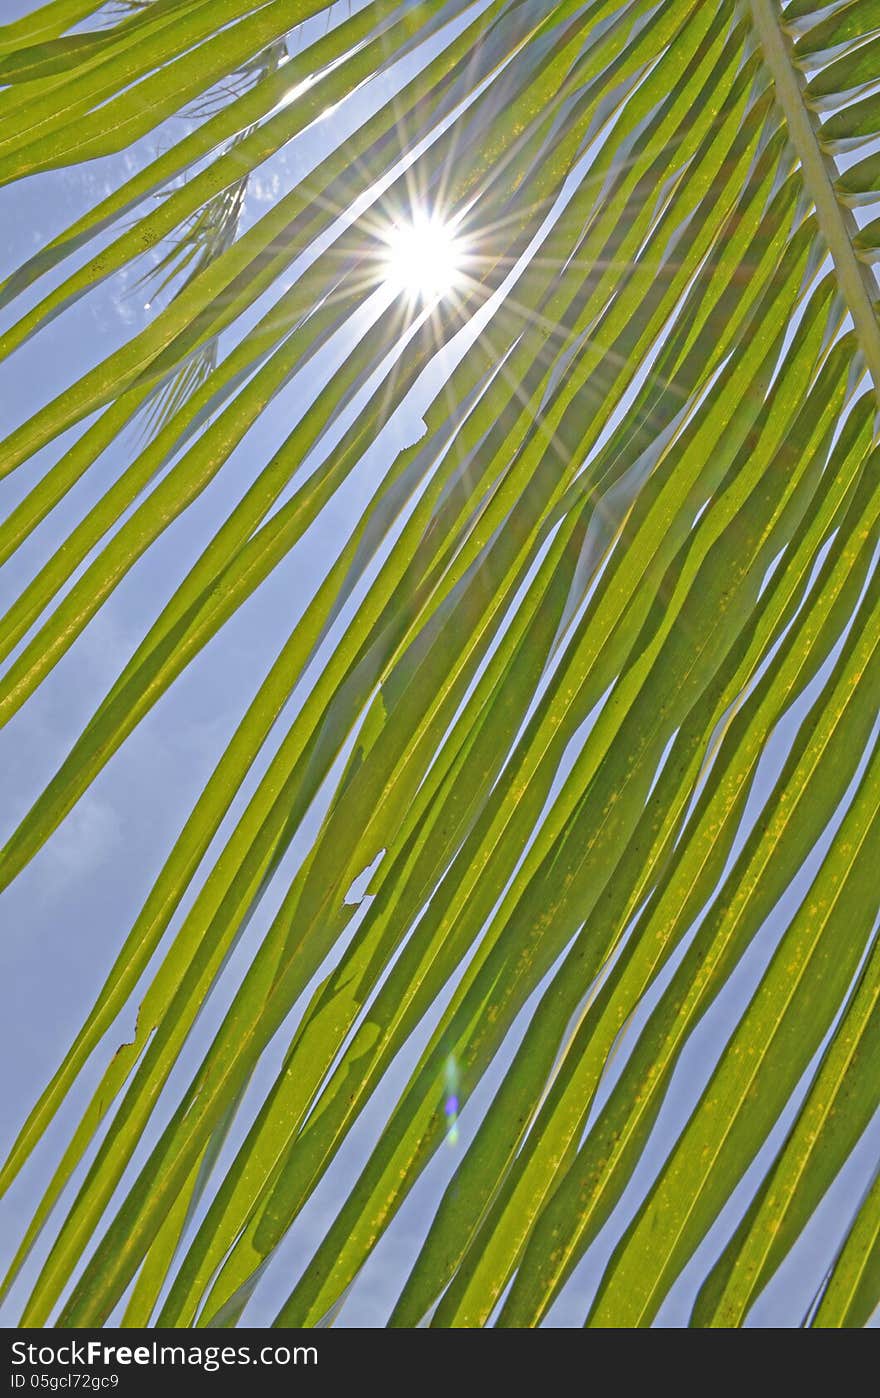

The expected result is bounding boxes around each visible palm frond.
[136,36,288,440]
[0,0,878,1329]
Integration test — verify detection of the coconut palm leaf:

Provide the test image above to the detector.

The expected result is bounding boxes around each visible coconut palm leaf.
[135,36,289,439]
[0,0,878,1329]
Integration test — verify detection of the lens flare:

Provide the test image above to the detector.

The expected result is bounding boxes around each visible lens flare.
[383,213,464,303]
[444,1054,460,1146]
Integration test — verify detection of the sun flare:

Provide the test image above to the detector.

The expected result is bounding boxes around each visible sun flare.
[383,213,464,303]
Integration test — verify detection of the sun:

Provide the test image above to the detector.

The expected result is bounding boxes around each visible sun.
[382,212,464,304]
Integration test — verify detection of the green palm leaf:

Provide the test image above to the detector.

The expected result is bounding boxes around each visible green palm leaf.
[0,0,878,1328]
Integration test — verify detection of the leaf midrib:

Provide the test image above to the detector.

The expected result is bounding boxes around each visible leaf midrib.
[749,0,880,408]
